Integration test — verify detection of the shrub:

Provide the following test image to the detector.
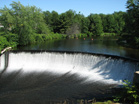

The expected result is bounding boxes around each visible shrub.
[87,31,93,37]
[35,34,44,43]
[113,80,139,104]
[0,36,9,52]
[135,37,139,47]
[93,100,113,104]
[6,33,19,43]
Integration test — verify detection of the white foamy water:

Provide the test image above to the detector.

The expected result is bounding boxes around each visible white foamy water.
[0,51,138,86]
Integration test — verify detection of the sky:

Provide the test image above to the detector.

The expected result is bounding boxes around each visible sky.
[0,0,127,17]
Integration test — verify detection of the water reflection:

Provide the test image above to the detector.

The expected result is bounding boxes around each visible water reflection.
[0,71,117,104]
[17,37,139,60]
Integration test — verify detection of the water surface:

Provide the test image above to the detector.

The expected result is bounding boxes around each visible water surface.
[17,36,139,60]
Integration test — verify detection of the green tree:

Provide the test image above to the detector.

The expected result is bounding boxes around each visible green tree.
[106,14,116,33]
[99,14,108,33]
[58,13,70,34]
[51,11,59,33]
[113,12,126,34]
[88,14,103,35]
[81,17,89,34]
[43,11,52,30]
[58,10,83,35]
[0,1,50,45]
[125,0,139,47]
[0,6,14,33]
[126,0,139,34]
[65,10,75,25]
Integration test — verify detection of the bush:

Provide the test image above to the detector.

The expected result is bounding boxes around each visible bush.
[87,31,93,37]
[135,37,139,48]
[35,34,44,43]
[0,36,9,52]
[113,80,139,104]
[0,32,19,52]
[93,100,113,104]
[29,34,36,44]
[6,33,19,43]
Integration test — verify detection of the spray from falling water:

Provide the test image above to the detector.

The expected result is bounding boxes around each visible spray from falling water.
[0,51,138,83]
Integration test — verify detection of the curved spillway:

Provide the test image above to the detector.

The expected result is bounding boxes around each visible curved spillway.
[0,50,138,103]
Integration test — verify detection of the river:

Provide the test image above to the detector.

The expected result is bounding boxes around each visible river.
[17,36,139,60]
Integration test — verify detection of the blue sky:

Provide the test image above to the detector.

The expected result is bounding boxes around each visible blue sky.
[0,0,127,16]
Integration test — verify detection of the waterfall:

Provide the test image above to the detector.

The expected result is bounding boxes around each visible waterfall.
[0,51,138,102]
[0,51,138,83]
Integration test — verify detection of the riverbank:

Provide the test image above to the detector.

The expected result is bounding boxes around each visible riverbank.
[0,30,89,52]
[0,31,65,52]
[117,34,139,49]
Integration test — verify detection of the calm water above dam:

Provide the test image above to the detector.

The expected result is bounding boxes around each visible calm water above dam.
[17,36,139,60]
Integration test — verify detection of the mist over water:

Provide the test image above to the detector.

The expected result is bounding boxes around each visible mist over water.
[1,52,137,83]
[0,51,138,103]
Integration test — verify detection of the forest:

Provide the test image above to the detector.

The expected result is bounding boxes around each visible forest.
[0,0,139,52]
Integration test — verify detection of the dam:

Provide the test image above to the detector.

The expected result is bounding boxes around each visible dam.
[0,50,138,103]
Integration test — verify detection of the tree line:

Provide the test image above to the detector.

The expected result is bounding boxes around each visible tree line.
[43,10,126,36]
[0,0,139,52]
[120,0,139,48]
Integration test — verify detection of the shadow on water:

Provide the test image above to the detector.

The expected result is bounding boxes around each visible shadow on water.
[0,70,118,104]
[0,52,9,77]
[91,58,137,82]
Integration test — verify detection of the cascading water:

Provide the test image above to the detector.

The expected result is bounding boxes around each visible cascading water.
[0,51,138,103]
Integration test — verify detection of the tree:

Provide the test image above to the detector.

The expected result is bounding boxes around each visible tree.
[51,11,59,33]
[106,14,116,33]
[65,10,75,25]
[126,0,139,35]
[126,0,139,47]
[113,12,126,34]
[43,11,52,29]
[88,14,103,35]
[0,6,14,33]
[81,17,89,34]
[58,13,70,34]
[0,1,50,45]
[66,23,80,36]
[99,14,108,33]
[57,10,83,35]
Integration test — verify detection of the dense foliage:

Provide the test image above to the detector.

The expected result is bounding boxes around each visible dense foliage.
[125,0,139,48]
[0,1,51,46]
[43,10,126,36]
[114,80,139,104]
[0,0,139,52]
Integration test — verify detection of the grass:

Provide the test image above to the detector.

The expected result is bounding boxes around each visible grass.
[100,33,117,36]
[93,100,115,104]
